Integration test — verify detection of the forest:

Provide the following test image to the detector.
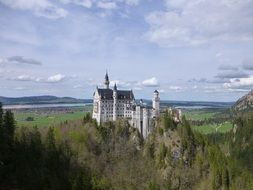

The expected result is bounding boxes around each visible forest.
[0,102,253,190]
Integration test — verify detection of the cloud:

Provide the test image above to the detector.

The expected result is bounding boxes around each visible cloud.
[14,87,27,91]
[97,1,117,9]
[14,75,38,81]
[144,0,253,47]
[110,80,132,88]
[169,86,183,91]
[218,64,238,71]
[241,59,253,70]
[0,0,68,19]
[10,73,66,83]
[7,56,42,65]
[188,78,207,83]
[47,74,66,83]
[60,0,93,8]
[208,78,230,84]
[141,77,159,87]
[60,0,139,8]
[125,0,139,6]
[0,58,7,65]
[158,89,165,93]
[215,71,249,79]
[224,76,253,89]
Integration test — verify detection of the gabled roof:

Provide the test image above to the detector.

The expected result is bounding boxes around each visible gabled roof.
[117,90,134,100]
[97,88,113,99]
[96,88,134,100]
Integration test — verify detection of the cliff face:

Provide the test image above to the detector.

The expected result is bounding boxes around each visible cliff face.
[233,90,253,112]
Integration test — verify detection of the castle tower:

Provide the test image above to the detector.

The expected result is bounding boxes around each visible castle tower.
[104,71,110,89]
[152,90,160,117]
[113,83,117,121]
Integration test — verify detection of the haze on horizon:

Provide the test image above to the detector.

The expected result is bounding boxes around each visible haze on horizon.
[0,0,253,102]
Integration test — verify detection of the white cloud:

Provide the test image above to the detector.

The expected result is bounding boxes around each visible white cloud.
[10,75,42,82]
[60,0,93,8]
[0,0,68,19]
[97,1,117,9]
[224,76,253,89]
[47,74,66,83]
[60,0,138,9]
[145,0,253,47]
[110,80,132,88]
[158,89,165,93]
[14,87,27,90]
[16,75,36,81]
[125,0,139,6]
[10,74,66,83]
[0,58,7,65]
[169,86,183,91]
[141,77,159,87]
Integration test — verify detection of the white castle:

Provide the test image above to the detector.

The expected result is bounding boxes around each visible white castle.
[92,72,160,138]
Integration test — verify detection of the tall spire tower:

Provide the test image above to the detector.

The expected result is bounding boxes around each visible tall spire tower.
[104,70,110,89]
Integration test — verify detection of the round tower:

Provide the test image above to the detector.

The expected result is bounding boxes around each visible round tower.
[152,90,160,116]
[104,71,110,89]
[113,83,117,121]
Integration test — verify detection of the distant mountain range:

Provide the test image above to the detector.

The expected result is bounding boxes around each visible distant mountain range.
[0,96,92,105]
[0,95,234,109]
[233,90,253,112]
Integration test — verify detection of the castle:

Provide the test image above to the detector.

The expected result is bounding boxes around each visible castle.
[92,72,160,138]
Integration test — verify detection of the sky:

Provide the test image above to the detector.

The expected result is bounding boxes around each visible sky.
[0,0,253,101]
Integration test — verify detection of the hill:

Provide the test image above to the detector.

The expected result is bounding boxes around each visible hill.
[1,105,253,189]
[232,90,253,112]
[0,95,92,105]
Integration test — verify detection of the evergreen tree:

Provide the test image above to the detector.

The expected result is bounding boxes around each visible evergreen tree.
[46,126,56,151]
[0,110,15,189]
[0,102,3,128]
[2,110,15,147]
[223,168,230,190]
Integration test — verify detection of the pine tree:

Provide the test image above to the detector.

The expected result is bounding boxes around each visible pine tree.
[2,110,15,148]
[223,168,230,190]
[0,110,15,189]
[0,102,3,128]
[46,127,56,151]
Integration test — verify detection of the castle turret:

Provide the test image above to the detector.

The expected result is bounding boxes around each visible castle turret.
[152,90,160,117]
[104,71,110,89]
[113,83,117,121]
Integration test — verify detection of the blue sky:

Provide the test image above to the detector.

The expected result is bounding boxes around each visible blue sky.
[0,0,253,101]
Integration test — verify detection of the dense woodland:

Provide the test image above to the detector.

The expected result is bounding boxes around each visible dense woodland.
[0,102,253,190]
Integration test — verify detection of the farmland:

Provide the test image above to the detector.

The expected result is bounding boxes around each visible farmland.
[13,105,93,128]
[184,109,233,134]
[12,104,233,134]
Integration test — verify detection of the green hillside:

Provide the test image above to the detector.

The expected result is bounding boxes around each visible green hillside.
[1,102,253,190]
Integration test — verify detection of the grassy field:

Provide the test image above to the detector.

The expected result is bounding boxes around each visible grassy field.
[184,109,217,121]
[191,122,233,134]
[184,109,233,134]
[14,105,233,134]
[14,105,92,128]
[15,111,85,128]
